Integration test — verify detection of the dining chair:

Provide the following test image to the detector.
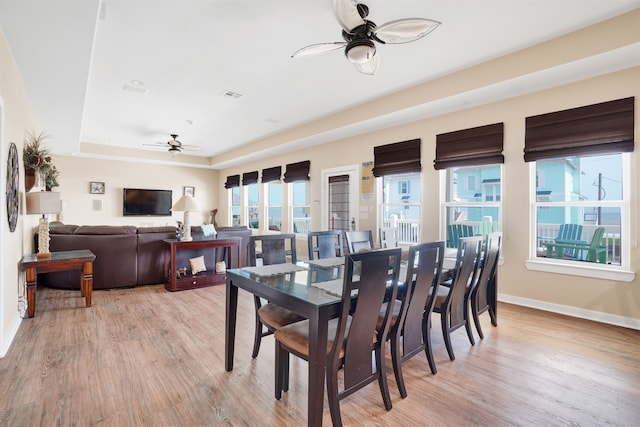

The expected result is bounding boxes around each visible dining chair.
[385,241,445,398]
[470,246,500,339]
[274,248,402,426]
[379,227,399,248]
[344,230,374,253]
[249,234,304,359]
[307,230,344,260]
[432,235,483,360]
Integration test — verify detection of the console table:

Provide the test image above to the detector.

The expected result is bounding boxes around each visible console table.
[163,238,241,292]
[20,249,96,318]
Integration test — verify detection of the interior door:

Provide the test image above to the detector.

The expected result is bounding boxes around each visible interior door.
[322,165,359,233]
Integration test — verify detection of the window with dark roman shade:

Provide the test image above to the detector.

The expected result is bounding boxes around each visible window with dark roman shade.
[242,171,259,186]
[372,138,421,177]
[524,97,634,162]
[224,174,240,189]
[261,166,282,183]
[434,123,504,170]
[283,161,310,183]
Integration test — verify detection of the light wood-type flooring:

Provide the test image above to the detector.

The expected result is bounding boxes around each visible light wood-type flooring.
[1,284,639,426]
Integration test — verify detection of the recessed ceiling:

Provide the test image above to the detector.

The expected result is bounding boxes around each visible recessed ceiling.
[1,0,639,167]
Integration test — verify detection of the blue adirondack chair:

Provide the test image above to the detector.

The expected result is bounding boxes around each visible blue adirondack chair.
[544,227,607,263]
[446,224,475,248]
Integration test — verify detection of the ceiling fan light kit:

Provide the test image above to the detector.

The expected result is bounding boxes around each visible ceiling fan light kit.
[292,0,440,74]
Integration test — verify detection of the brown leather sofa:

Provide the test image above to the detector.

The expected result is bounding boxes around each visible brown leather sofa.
[39,222,252,290]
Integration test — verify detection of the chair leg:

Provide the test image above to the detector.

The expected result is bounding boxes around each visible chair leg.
[441,311,455,361]
[375,346,393,411]
[326,358,343,427]
[274,342,283,400]
[252,296,263,358]
[390,332,407,398]
[422,315,437,375]
[471,302,485,339]
[465,308,476,346]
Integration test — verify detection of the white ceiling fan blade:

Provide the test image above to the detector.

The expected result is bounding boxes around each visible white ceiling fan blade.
[332,0,365,32]
[292,42,347,58]
[179,145,201,151]
[355,54,379,75]
[374,18,441,44]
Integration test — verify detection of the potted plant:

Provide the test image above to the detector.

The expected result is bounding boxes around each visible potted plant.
[23,132,55,191]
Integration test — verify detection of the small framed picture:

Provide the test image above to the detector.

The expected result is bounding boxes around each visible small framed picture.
[90,181,105,194]
[184,186,195,197]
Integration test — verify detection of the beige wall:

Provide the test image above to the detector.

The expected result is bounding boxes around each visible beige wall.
[0,27,40,355]
[52,156,218,227]
[217,68,640,327]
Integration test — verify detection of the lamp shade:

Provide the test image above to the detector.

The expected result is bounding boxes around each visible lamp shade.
[26,191,61,214]
[172,195,200,212]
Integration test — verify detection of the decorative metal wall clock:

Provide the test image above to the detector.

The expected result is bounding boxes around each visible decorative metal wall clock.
[6,142,19,232]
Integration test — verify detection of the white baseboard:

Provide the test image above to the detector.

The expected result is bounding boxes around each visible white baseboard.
[498,293,640,331]
[0,313,23,358]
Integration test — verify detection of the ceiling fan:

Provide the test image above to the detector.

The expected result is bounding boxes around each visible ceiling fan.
[292,0,440,75]
[144,134,201,154]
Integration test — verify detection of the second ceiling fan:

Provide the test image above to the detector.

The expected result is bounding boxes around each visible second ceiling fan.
[292,0,441,75]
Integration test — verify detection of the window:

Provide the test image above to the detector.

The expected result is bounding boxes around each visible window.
[266,182,282,231]
[532,153,628,269]
[435,122,504,247]
[381,173,421,243]
[230,186,241,226]
[290,181,310,235]
[398,180,410,194]
[524,97,634,281]
[225,174,241,226]
[243,171,259,230]
[443,164,502,245]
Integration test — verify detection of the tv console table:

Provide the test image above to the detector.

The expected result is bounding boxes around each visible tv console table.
[163,238,241,292]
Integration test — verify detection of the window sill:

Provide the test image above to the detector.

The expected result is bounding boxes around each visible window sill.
[525,259,635,282]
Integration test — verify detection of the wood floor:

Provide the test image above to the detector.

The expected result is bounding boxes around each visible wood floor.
[1,284,638,426]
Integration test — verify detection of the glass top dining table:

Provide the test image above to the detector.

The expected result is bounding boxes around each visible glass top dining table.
[224,256,455,427]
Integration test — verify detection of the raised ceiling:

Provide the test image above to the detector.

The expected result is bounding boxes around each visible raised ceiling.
[1,1,639,168]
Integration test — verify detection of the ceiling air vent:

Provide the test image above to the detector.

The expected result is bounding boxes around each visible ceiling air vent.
[221,90,244,99]
[122,84,148,95]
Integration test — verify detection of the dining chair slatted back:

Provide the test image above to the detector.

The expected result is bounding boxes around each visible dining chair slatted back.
[274,248,402,426]
[379,227,399,248]
[249,234,303,359]
[433,235,482,361]
[388,241,445,398]
[345,230,374,253]
[485,231,502,327]
[307,230,344,260]
[470,246,500,339]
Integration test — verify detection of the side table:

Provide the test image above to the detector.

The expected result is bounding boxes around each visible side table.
[20,249,96,318]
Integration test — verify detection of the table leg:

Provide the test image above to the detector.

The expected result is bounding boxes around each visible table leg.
[225,280,239,371]
[83,261,93,307]
[307,308,329,427]
[25,267,37,318]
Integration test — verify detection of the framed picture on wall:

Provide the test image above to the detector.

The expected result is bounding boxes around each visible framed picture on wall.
[184,186,195,197]
[90,181,105,194]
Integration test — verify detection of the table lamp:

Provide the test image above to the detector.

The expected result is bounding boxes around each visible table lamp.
[26,191,61,259]
[172,195,200,241]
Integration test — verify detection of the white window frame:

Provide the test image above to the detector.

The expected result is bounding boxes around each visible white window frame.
[290,180,310,236]
[440,165,503,243]
[245,182,259,230]
[228,186,241,227]
[525,153,634,282]
[379,172,422,245]
[264,181,282,232]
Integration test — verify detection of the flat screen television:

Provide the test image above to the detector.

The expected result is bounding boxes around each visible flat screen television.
[123,188,172,216]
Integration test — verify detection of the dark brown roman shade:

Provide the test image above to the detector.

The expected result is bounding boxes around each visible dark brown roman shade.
[283,160,310,183]
[524,97,634,162]
[224,174,240,189]
[261,166,282,183]
[434,123,504,170]
[372,138,421,177]
[242,171,259,186]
